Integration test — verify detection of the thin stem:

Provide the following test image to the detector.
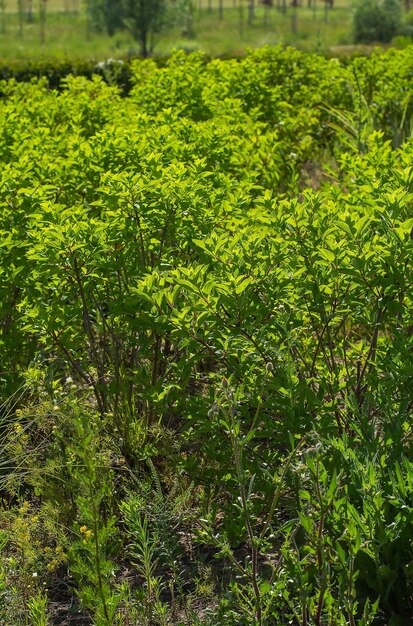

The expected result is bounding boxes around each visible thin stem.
[228,391,262,626]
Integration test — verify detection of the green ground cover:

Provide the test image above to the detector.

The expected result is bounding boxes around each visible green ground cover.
[2,44,413,625]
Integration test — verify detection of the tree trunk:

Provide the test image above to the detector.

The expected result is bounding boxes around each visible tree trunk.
[248,0,254,24]
[141,27,148,56]
[0,0,6,33]
[264,3,270,26]
[26,0,33,22]
[39,0,47,43]
[291,3,297,32]
[18,0,25,37]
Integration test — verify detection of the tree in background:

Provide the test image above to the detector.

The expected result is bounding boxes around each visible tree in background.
[179,0,196,38]
[85,0,124,37]
[85,0,105,36]
[17,0,25,36]
[381,0,403,38]
[82,0,187,55]
[122,0,168,56]
[0,0,6,33]
[39,0,47,42]
[26,0,33,22]
[353,0,402,43]
[102,0,124,35]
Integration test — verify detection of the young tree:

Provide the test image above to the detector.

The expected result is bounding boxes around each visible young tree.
[122,0,168,56]
[102,0,124,35]
[381,0,402,40]
[85,0,123,37]
[39,0,47,43]
[18,0,25,37]
[26,0,33,22]
[248,0,254,24]
[181,0,196,37]
[353,0,402,43]
[0,0,6,33]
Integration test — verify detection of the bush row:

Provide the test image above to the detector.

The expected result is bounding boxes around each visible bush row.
[2,46,413,625]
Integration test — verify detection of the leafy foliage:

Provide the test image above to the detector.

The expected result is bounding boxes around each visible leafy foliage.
[2,46,413,624]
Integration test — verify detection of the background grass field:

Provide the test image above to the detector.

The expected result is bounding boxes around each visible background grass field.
[0,0,356,61]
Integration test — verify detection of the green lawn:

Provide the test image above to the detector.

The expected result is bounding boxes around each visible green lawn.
[0,0,356,61]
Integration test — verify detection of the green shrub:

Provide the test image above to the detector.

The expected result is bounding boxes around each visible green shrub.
[2,46,413,625]
[0,57,134,94]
